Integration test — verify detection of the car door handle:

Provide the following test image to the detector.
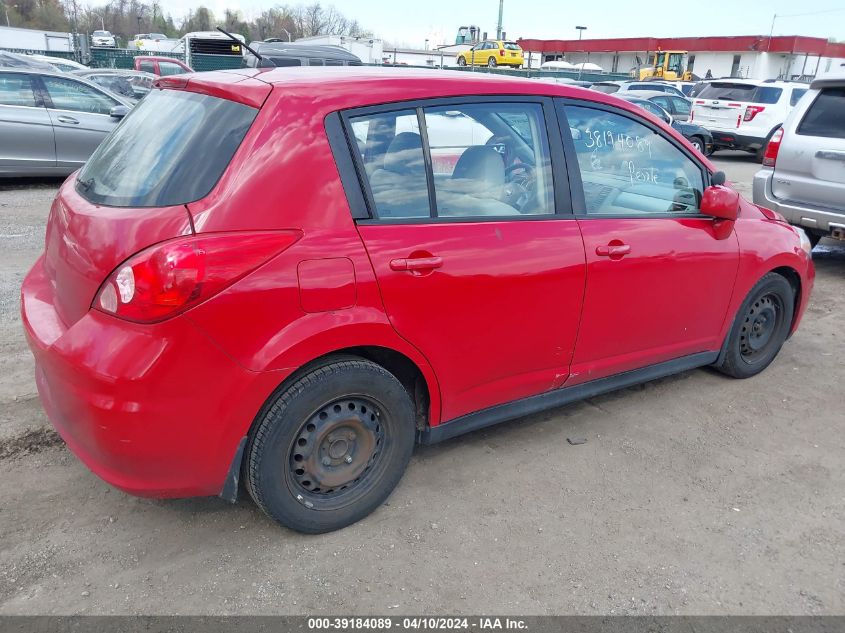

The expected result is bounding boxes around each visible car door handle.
[389,256,443,272]
[816,150,845,162]
[596,244,631,258]
[56,116,79,124]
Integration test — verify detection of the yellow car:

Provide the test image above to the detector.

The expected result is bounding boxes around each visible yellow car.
[456,40,524,68]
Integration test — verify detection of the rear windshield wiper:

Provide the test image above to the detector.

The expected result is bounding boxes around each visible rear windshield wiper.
[78,177,95,191]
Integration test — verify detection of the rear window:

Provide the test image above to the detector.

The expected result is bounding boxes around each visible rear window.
[503,42,521,50]
[592,83,620,94]
[790,88,807,106]
[77,89,257,207]
[697,82,782,104]
[797,87,845,139]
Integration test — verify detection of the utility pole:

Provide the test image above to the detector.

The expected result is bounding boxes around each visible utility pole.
[496,0,503,40]
[576,26,587,79]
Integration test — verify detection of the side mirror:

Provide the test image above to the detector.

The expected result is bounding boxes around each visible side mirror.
[700,185,739,221]
[109,105,130,119]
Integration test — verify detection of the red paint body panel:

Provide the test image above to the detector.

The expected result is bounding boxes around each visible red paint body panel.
[357,220,586,421]
[570,217,738,384]
[43,179,192,326]
[20,68,814,500]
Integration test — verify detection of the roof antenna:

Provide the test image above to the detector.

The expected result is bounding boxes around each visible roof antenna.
[216,27,264,62]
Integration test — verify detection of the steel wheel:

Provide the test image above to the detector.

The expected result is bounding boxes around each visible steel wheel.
[288,396,387,506]
[739,293,784,363]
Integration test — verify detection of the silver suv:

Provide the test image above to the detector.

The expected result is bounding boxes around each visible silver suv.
[753,75,845,247]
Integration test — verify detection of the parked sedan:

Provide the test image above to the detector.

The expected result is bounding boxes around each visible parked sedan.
[73,69,156,102]
[22,68,813,534]
[617,94,713,155]
[26,54,88,72]
[625,89,692,121]
[0,69,132,177]
[91,30,117,48]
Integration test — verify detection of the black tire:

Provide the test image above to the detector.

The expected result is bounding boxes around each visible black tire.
[689,136,705,154]
[457,56,466,67]
[245,358,415,533]
[487,57,497,67]
[714,273,795,379]
[805,230,823,249]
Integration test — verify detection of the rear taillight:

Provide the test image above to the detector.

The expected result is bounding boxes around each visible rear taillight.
[762,127,783,167]
[499,49,505,56]
[94,231,301,323]
[743,105,765,121]
[690,109,694,122]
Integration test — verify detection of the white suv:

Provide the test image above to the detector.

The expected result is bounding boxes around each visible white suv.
[91,30,116,48]
[690,79,808,159]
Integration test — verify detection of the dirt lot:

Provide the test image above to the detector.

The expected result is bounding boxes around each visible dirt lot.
[1,155,843,615]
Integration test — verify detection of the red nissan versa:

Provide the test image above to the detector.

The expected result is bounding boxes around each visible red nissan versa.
[21,68,814,533]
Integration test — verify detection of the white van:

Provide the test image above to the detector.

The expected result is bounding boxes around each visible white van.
[690,79,808,159]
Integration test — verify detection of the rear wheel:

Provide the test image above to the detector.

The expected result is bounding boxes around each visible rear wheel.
[246,358,415,533]
[714,273,795,379]
[457,56,467,66]
[487,57,497,67]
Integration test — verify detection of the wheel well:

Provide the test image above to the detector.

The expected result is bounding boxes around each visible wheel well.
[252,347,431,437]
[771,266,802,329]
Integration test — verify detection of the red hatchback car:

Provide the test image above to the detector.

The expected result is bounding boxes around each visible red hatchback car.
[22,68,814,533]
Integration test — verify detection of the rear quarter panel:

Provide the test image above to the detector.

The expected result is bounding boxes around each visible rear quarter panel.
[183,88,443,424]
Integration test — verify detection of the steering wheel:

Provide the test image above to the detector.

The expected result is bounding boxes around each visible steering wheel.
[502,162,537,211]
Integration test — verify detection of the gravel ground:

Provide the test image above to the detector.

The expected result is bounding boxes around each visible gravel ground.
[0,157,843,616]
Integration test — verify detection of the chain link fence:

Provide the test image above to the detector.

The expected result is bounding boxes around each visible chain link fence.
[3,46,632,82]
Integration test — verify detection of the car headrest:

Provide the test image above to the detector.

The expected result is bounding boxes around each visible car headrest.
[383,132,424,175]
[451,146,505,189]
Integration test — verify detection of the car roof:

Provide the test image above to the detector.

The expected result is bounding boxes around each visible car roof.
[810,74,845,89]
[623,89,682,99]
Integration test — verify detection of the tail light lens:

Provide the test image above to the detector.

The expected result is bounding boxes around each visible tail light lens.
[499,49,505,56]
[690,109,694,122]
[94,231,301,323]
[762,127,784,167]
[744,105,766,121]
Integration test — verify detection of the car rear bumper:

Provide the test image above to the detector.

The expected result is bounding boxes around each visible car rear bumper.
[708,130,766,151]
[753,169,845,235]
[21,256,279,499]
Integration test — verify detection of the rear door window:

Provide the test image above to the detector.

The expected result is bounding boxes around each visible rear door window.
[347,101,555,219]
[158,61,187,76]
[790,88,807,106]
[797,88,845,139]
[76,89,258,207]
[42,76,117,115]
[0,73,37,107]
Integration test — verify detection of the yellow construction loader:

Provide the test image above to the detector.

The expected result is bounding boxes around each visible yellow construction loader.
[637,50,693,81]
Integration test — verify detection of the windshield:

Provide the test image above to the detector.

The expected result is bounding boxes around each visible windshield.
[77,89,257,207]
[93,30,110,36]
[698,82,783,104]
[592,83,620,94]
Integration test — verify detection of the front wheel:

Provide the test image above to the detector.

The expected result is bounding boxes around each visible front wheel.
[713,273,795,379]
[689,136,704,154]
[245,358,415,533]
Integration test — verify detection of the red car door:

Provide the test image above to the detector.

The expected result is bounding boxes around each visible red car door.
[559,102,739,384]
[345,100,586,422]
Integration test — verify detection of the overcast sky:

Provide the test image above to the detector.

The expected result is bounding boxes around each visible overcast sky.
[169,0,845,46]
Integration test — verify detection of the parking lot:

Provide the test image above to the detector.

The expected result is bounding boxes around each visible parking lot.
[0,153,843,615]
